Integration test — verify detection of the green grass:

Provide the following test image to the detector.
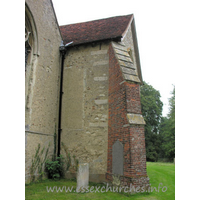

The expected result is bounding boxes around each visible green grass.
[25,162,175,200]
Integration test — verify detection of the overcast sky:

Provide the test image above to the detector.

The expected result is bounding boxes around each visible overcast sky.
[52,0,199,117]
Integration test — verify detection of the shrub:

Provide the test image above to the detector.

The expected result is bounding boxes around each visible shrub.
[45,144,79,180]
[45,155,64,180]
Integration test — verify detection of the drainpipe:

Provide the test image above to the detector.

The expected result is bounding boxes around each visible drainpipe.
[57,41,73,157]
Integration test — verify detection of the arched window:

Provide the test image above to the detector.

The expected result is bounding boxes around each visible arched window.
[25,3,39,111]
[25,27,32,70]
[25,3,39,72]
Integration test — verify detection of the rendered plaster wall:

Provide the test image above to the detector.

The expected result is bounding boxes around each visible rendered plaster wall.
[61,42,109,181]
[25,0,62,182]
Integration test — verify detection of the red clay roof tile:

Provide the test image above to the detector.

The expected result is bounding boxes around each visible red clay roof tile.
[60,14,133,46]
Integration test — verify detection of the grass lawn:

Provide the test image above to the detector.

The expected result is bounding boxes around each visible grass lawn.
[25,162,175,200]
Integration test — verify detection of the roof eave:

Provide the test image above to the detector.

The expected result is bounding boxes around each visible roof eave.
[65,36,123,47]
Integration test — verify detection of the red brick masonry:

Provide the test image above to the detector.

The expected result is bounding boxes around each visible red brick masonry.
[106,43,149,187]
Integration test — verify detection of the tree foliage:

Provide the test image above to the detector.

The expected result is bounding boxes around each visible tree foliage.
[159,86,175,161]
[140,82,163,161]
[141,82,175,162]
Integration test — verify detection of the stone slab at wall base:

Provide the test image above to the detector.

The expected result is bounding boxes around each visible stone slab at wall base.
[77,163,89,191]
[106,172,149,188]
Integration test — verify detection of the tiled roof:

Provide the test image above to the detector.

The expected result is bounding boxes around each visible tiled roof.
[59,14,133,46]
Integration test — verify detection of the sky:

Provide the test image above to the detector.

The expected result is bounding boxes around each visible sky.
[51,0,199,117]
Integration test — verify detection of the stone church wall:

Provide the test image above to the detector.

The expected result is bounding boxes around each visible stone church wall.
[61,42,110,182]
[25,0,62,182]
[24,2,148,185]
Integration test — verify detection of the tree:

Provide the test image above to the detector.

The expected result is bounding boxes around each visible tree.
[159,86,175,161]
[140,82,163,161]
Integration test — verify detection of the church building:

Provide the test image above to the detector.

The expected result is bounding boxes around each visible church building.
[25,0,149,187]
